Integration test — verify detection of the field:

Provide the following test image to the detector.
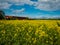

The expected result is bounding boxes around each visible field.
[0,20,60,45]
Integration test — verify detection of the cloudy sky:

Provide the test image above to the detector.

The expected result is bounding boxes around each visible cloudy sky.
[0,0,60,18]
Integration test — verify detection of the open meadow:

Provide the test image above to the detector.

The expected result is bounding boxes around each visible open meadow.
[0,20,60,45]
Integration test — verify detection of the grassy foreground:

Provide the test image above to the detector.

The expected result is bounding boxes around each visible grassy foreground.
[0,20,60,45]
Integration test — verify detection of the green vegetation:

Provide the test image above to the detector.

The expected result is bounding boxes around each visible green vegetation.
[0,10,5,19]
[0,20,60,45]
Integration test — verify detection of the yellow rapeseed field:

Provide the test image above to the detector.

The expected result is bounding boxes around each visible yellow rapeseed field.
[0,20,60,45]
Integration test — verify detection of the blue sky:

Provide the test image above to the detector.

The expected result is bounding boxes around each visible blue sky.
[0,0,60,18]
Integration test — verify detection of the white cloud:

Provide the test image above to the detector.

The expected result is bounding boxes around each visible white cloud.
[10,0,36,5]
[34,0,60,11]
[38,0,48,2]
[0,0,35,9]
[0,2,12,9]
[0,0,60,11]
[3,0,34,5]
[33,14,60,18]
[14,3,24,6]
[13,0,60,11]
[12,8,25,14]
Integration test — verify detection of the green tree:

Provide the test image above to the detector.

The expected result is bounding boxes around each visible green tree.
[0,10,5,19]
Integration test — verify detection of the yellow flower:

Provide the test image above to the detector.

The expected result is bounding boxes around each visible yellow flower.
[1,30,5,34]
[14,33,17,37]
[40,31,46,37]
[46,41,48,43]
[50,37,53,40]
[32,38,35,40]
[33,38,36,44]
